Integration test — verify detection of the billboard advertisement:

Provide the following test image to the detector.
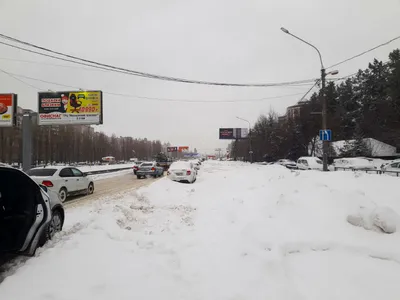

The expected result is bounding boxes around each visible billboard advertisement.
[219,128,248,139]
[167,146,178,152]
[0,94,17,127]
[38,91,103,125]
[178,146,189,152]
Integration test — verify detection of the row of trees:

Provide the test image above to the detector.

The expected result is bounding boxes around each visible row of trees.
[0,123,164,165]
[232,49,400,161]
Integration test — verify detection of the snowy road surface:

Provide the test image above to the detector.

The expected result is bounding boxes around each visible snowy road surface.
[1,161,400,300]
[65,169,157,208]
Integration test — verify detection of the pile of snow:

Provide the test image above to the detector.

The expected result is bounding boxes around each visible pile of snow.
[1,161,400,299]
[78,163,134,173]
[347,206,400,233]
[89,169,133,181]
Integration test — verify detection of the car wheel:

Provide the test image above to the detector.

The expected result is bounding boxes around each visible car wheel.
[137,175,142,179]
[47,209,63,240]
[59,188,67,203]
[87,182,94,195]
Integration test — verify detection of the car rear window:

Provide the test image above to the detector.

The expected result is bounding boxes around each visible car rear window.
[26,168,57,176]
[141,163,153,167]
[170,163,190,169]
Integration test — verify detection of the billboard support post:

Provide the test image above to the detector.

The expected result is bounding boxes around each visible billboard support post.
[22,113,32,172]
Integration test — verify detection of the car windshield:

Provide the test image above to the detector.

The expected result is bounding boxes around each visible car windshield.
[26,168,57,176]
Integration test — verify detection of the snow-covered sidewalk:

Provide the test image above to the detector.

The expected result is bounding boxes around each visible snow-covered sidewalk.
[1,161,400,300]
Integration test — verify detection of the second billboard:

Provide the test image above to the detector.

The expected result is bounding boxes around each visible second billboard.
[38,91,103,125]
[219,128,249,139]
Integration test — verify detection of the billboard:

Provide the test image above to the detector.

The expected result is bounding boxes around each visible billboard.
[219,128,249,139]
[178,146,189,152]
[167,146,178,152]
[0,94,17,127]
[38,91,103,125]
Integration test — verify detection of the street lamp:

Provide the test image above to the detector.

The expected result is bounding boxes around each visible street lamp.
[281,27,338,171]
[236,116,253,163]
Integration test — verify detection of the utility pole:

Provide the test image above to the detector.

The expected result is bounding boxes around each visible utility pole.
[281,27,338,172]
[22,112,33,172]
[321,68,328,171]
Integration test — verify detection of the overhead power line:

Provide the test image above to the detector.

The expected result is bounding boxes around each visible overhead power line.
[0,67,42,90]
[0,56,316,90]
[327,35,400,69]
[0,33,318,87]
[2,69,312,103]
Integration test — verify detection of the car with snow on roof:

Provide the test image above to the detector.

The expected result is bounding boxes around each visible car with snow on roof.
[167,161,197,183]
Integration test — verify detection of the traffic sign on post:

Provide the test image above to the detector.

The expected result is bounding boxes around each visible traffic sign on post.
[319,129,332,141]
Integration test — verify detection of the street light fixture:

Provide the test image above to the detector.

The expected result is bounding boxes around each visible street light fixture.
[281,26,337,172]
[236,116,253,163]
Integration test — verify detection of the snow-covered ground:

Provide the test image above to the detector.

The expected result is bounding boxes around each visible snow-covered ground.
[1,161,400,299]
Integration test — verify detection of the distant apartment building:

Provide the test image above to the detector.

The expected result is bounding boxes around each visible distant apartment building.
[279,100,310,123]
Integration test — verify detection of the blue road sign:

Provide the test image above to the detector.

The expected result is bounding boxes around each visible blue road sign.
[319,129,332,141]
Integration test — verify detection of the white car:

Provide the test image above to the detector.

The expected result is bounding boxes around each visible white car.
[26,166,94,202]
[381,160,400,176]
[297,156,323,170]
[333,157,376,170]
[167,161,197,183]
[190,159,201,171]
[275,159,298,169]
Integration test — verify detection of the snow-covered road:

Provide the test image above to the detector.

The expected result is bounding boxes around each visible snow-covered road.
[1,161,400,300]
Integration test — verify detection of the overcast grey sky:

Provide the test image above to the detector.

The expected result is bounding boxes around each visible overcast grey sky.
[0,0,399,154]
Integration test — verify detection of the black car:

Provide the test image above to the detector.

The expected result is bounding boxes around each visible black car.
[0,165,65,256]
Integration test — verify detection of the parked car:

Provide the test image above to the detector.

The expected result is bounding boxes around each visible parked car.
[167,161,197,183]
[332,157,377,170]
[27,166,94,203]
[190,159,201,171]
[136,162,164,179]
[275,159,298,169]
[0,165,65,256]
[132,161,144,175]
[297,157,323,170]
[381,159,400,176]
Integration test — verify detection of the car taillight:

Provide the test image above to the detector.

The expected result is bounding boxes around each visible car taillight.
[186,170,191,175]
[151,167,155,171]
[42,180,53,187]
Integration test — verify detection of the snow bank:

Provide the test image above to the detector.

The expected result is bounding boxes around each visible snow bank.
[1,161,400,300]
[347,206,400,233]
[89,169,133,181]
[78,163,134,172]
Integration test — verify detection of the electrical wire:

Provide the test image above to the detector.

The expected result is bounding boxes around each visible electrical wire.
[0,67,42,90]
[0,33,318,87]
[326,35,400,69]
[298,79,320,102]
[2,70,312,103]
[0,56,316,90]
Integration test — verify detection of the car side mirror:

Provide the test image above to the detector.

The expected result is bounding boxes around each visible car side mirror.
[83,173,87,177]
[39,184,48,192]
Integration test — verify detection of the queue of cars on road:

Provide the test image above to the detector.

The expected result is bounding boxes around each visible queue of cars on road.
[133,158,203,184]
